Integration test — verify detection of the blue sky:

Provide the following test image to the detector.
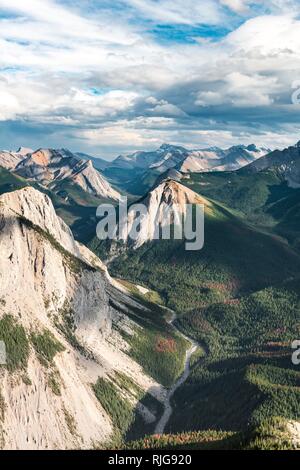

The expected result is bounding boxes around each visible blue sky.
[0,0,300,159]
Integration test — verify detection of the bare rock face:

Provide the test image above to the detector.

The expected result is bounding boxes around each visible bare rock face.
[110,143,268,175]
[0,151,25,170]
[14,148,120,200]
[118,179,210,248]
[242,141,300,188]
[178,145,269,173]
[15,147,34,157]
[0,187,163,449]
[112,144,188,171]
[0,147,33,170]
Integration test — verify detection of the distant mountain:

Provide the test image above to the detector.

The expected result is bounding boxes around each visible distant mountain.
[16,147,34,156]
[103,143,269,195]
[0,151,25,170]
[180,140,300,249]
[14,148,121,200]
[111,144,188,172]
[178,144,269,173]
[0,147,33,170]
[110,143,268,174]
[75,152,109,171]
[0,147,122,244]
[242,141,300,188]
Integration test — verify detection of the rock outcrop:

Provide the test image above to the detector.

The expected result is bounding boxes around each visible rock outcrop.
[14,148,120,200]
[0,187,163,449]
[117,179,210,249]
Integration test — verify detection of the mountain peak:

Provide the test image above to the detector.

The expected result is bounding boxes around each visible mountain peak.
[245,144,257,151]
[159,143,175,150]
[14,148,120,200]
[118,179,210,249]
[159,143,186,152]
[16,146,33,156]
[1,185,165,449]
[152,178,210,207]
[0,186,79,255]
[241,141,300,187]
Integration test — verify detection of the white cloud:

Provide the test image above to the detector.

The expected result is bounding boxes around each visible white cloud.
[196,91,224,106]
[196,72,280,107]
[227,15,300,55]
[126,0,223,25]
[145,97,186,117]
[78,120,164,149]
[0,88,21,120]
[0,0,136,45]
[219,0,250,13]
[57,89,139,117]
[0,1,300,155]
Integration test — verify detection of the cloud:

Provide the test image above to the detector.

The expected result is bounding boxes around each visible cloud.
[0,88,20,121]
[145,97,186,117]
[125,0,223,25]
[220,0,250,13]
[196,72,279,107]
[0,1,300,157]
[57,89,139,118]
[0,0,137,45]
[227,14,300,54]
[77,117,176,151]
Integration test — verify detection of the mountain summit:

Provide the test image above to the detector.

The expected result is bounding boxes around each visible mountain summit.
[103,143,270,195]
[14,148,120,200]
[0,186,168,449]
[242,140,300,188]
[118,178,210,249]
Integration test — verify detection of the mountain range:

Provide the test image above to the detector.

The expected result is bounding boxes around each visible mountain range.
[0,139,300,450]
[103,143,270,195]
[110,143,268,173]
[241,140,300,188]
[0,186,192,449]
[0,147,120,201]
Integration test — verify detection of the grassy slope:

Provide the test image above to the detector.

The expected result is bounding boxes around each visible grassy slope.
[49,178,117,243]
[0,167,28,195]
[182,170,288,219]
[183,169,300,248]
[109,200,300,313]
[109,282,189,387]
[103,166,159,196]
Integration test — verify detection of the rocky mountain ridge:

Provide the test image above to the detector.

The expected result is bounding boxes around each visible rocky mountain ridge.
[0,186,166,449]
[0,148,120,201]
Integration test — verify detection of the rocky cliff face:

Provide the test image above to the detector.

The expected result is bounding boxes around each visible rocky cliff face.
[0,187,164,449]
[0,151,25,170]
[14,148,120,200]
[242,141,300,188]
[109,144,268,176]
[117,179,210,249]
[178,145,269,173]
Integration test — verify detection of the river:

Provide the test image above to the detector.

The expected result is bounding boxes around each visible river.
[154,312,198,435]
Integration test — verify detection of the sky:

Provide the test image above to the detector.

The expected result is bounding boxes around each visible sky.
[1,1,300,160]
